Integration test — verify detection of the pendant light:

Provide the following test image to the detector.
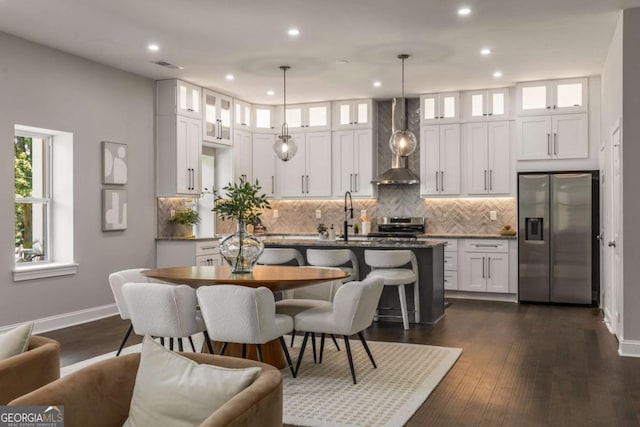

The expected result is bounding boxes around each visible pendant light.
[389,54,417,157]
[273,65,298,161]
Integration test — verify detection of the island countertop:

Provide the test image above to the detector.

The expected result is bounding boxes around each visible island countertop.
[261,238,447,249]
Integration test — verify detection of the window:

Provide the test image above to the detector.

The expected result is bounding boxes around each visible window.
[13,124,76,281]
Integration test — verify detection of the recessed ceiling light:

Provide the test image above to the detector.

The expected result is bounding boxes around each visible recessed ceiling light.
[336,59,349,65]
[225,74,235,81]
[458,7,471,16]
[481,48,491,56]
[267,90,275,96]
[288,28,300,37]
[493,71,503,78]
[148,44,159,51]
[373,81,381,87]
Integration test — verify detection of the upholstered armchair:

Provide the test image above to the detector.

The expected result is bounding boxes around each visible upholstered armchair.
[10,352,283,427]
[0,335,60,405]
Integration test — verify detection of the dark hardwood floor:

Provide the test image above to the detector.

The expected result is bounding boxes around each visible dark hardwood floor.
[42,299,640,426]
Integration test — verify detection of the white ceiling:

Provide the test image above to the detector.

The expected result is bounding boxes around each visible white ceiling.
[1,0,640,104]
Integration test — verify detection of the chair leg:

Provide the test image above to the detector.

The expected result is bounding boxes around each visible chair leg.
[398,285,410,330]
[279,337,296,378]
[202,331,215,354]
[311,333,317,363]
[241,343,247,359]
[294,332,311,377]
[116,323,133,356]
[319,334,326,363]
[343,335,357,384]
[178,338,184,352]
[413,279,420,323]
[358,331,377,369]
[290,330,296,348]
[256,344,263,362]
[188,336,197,352]
[169,338,174,351]
[331,334,341,351]
[219,342,228,356]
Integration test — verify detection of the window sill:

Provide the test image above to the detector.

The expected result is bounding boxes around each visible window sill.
[13,262,78,282]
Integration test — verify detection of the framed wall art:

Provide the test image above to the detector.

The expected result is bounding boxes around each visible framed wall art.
[103,189,127,231]
[102,141,128,184]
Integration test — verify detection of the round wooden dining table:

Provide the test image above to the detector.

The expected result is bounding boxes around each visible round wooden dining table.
[141,265,349,368]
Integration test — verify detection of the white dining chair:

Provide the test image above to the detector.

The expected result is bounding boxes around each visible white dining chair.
[293,277,385,384]
[121,282,214,354]
[364,250,419,330]
[306,249,359,282]
[257,248,305,266]
[108,268,169,355]
[196,285,296,377]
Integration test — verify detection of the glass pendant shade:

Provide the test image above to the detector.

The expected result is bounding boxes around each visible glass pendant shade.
[274,65,297,161]
[389,129,417,157]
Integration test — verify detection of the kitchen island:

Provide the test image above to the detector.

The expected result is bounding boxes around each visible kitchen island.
[262,238,447,325]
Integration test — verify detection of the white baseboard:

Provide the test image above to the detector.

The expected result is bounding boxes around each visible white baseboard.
[0,303,119,334]
[445,291,518,303]
[619,339,640,358]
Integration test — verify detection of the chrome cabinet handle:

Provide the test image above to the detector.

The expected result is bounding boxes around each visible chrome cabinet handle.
[554,133,558,155]
[482,257,485,278]
[488,256,491,278]
[547,133,551,155]
[355,173,358,192]
[350,173,353,192]
[441,171,444,191]
[475,244,499,248]
[271,176,275,194]
[435,172,439,192]
[306,175,309,193]
[301,176,304,193]
[490,170,493,191]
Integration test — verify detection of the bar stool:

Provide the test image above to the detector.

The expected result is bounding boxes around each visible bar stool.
[306,249,359,283]
[364,250,419,330]
[257,248,304,266]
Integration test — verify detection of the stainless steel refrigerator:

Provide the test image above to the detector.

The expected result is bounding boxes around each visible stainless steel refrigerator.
[518,172,599,304]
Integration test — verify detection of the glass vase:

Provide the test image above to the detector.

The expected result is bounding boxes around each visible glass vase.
[220,219,264,273]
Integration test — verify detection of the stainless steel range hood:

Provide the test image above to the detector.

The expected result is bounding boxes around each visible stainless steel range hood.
[372,98,420,185]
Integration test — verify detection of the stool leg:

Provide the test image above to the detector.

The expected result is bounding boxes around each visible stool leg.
[398,285,409,330]
[413,279,420,323]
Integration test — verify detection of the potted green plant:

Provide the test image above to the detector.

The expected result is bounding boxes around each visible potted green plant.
[213,177,271,273]
[317,223,328,240]
[169,209,200,238]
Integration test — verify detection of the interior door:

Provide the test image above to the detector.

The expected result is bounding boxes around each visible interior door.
[611,124,623,336]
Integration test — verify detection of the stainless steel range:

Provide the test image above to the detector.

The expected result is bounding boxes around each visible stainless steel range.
[367,217,425,241]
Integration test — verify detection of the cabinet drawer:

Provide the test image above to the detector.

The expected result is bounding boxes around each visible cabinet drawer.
[464,239,508,253]
[444,271,458,290]
[444,253,458,270]
[444,240,458,252]
[196,255,220,266]
[196,241,220,256]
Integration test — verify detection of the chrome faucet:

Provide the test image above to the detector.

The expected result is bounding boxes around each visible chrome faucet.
[343,191,353,242]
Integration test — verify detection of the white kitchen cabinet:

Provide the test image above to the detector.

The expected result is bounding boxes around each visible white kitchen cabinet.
[253,105,276,132]
[332,129,377,197]
[443,240,459,291]
[420,124,461,196]
[252,133,277,197]
[460,239,509,293]
[516,113,588,160]
[420,92,460,124]
[203,89,232,145]
[157,115,202,196]
[233,129,252,182]
[332,99,374,130]
[157,79,202,119]
[516,78,588,116]
[277,131,332,197]
[157,240,221,268]
[281,102,331,131]
[464,88,510,121]
[466,121,511,194]
[234,99,252,129]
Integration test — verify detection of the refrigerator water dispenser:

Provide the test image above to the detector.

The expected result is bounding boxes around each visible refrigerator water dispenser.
[525,218,543,241]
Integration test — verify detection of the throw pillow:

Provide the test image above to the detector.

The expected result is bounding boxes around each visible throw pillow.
[0,322,34,360]
[123,336,262,427]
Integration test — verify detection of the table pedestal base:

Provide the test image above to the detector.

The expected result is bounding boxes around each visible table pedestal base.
[207,339,286,369]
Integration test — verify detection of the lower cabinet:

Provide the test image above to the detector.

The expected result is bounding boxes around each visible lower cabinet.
[459,240,509,293]
[157,240,221,268]
[443,240,458,291]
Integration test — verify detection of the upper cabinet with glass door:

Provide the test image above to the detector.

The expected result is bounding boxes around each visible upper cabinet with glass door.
[516,78,588,116]
[463,88,510,122]
[234,99,252,129]
[157,79,202,119]
[253,105,276,133]
[332,100,374,130]
[279,102,331,132]
[203,89,232,146]
[420,92,460,124]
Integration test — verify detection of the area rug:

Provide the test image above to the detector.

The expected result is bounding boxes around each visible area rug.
[61,336,461,427]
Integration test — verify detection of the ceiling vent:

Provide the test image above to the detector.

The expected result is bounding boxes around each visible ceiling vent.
[153,60,183,70]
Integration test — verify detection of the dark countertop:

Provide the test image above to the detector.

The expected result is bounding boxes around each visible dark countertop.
[263,238,447,249]
[421,233,517,240]
[156,236,221,241]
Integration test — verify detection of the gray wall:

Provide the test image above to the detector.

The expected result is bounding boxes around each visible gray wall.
[622,9,640,342]
[0,32,156,326]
